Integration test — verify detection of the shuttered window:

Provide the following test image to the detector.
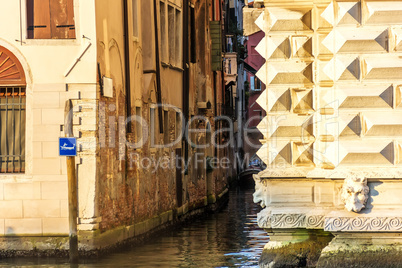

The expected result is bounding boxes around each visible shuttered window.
[160,1,182,67]
[27,0,76,39]
[210,21,222,71]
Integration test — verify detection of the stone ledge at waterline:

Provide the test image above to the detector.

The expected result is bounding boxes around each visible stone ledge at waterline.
[0,189,229,258]
[317,238,402,268]
[258,237,332,268]
[258,230,402,268]
[0,237,69,258]
[259,236,402,268]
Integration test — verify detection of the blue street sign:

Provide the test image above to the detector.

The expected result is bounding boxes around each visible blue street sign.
[59,137,77,156]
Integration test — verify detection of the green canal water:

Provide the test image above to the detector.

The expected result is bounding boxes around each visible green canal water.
[0,188,269,267]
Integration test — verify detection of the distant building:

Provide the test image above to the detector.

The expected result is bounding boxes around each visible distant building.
[224,0,247,172]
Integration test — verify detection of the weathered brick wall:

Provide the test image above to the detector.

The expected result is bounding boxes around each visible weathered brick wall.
[95,0,233,235]
[97,90,131,231]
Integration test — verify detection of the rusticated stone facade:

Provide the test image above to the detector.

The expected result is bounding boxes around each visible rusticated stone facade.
[245,0,402,266]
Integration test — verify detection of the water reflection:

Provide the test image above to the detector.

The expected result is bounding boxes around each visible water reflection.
[0,188,268,267]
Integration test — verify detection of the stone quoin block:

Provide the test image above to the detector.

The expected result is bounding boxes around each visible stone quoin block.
[0,220,4,235]
[33,109,42,126]
[42,218,68,235]
[42,142,59,158]
[23,200,61,218]
[41,108,64,125]
[0,201,23,219]
[33,92,61,109]
[33,142,43,158]
[41,182,68,200]
[33,125,63,142]
[0,183,4,200]
[60,200,68,218]
[33,158,61,175]
[5,219,42,236]
[4,183,41,200]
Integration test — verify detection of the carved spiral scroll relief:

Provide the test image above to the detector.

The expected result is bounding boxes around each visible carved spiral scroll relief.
[256,211,326,229]
[325,217,402,232]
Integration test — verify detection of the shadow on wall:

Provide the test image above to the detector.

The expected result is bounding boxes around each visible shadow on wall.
[364,181,382,213]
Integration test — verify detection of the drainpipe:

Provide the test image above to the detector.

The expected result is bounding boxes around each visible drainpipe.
[123,0,132,131]
[183,0,189,163]
[153,0,164,133]
[213,71,217,158]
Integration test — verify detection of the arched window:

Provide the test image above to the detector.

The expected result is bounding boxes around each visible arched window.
[0,46,26,173]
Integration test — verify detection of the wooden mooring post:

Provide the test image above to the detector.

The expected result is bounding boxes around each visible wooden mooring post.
[64,100,79,263]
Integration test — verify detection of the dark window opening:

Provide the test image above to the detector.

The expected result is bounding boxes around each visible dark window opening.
[190,6,196,63]
[150,107,158,147]
[164,110,169,144]
[168,5,175,64]
[160,1,167,62]
[132,0,139,37]
[255,77,261,90]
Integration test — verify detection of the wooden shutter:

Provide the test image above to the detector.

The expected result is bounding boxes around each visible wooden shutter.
[27,0,51,39]
[210,21,222,71]
[26,0,34,38]
[27,0,75,39]
[66,0,76,38]
[50,0,76,39]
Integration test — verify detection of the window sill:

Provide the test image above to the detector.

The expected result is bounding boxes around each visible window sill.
[0,174,32,182]
[21,38,80,46]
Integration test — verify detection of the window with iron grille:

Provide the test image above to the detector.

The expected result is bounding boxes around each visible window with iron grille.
[0,87,26,173]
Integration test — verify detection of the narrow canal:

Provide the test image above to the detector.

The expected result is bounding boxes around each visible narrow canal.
[0,188,269,267]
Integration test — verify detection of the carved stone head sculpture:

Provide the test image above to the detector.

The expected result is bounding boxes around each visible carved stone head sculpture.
[253,174,269,208]
[341,176,369,213]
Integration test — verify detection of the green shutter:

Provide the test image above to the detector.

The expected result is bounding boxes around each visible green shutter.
[210,21,222,71]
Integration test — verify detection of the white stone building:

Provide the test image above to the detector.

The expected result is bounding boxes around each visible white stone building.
[0,0,97,243]
[245,0,402,265]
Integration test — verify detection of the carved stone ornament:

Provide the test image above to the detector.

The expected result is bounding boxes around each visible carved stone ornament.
[307,168,402,179]
[325,216,402,232]
[253,174,270,208]
[257,208,272,229]
[256,209,326,230]
[341,175,369,213]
